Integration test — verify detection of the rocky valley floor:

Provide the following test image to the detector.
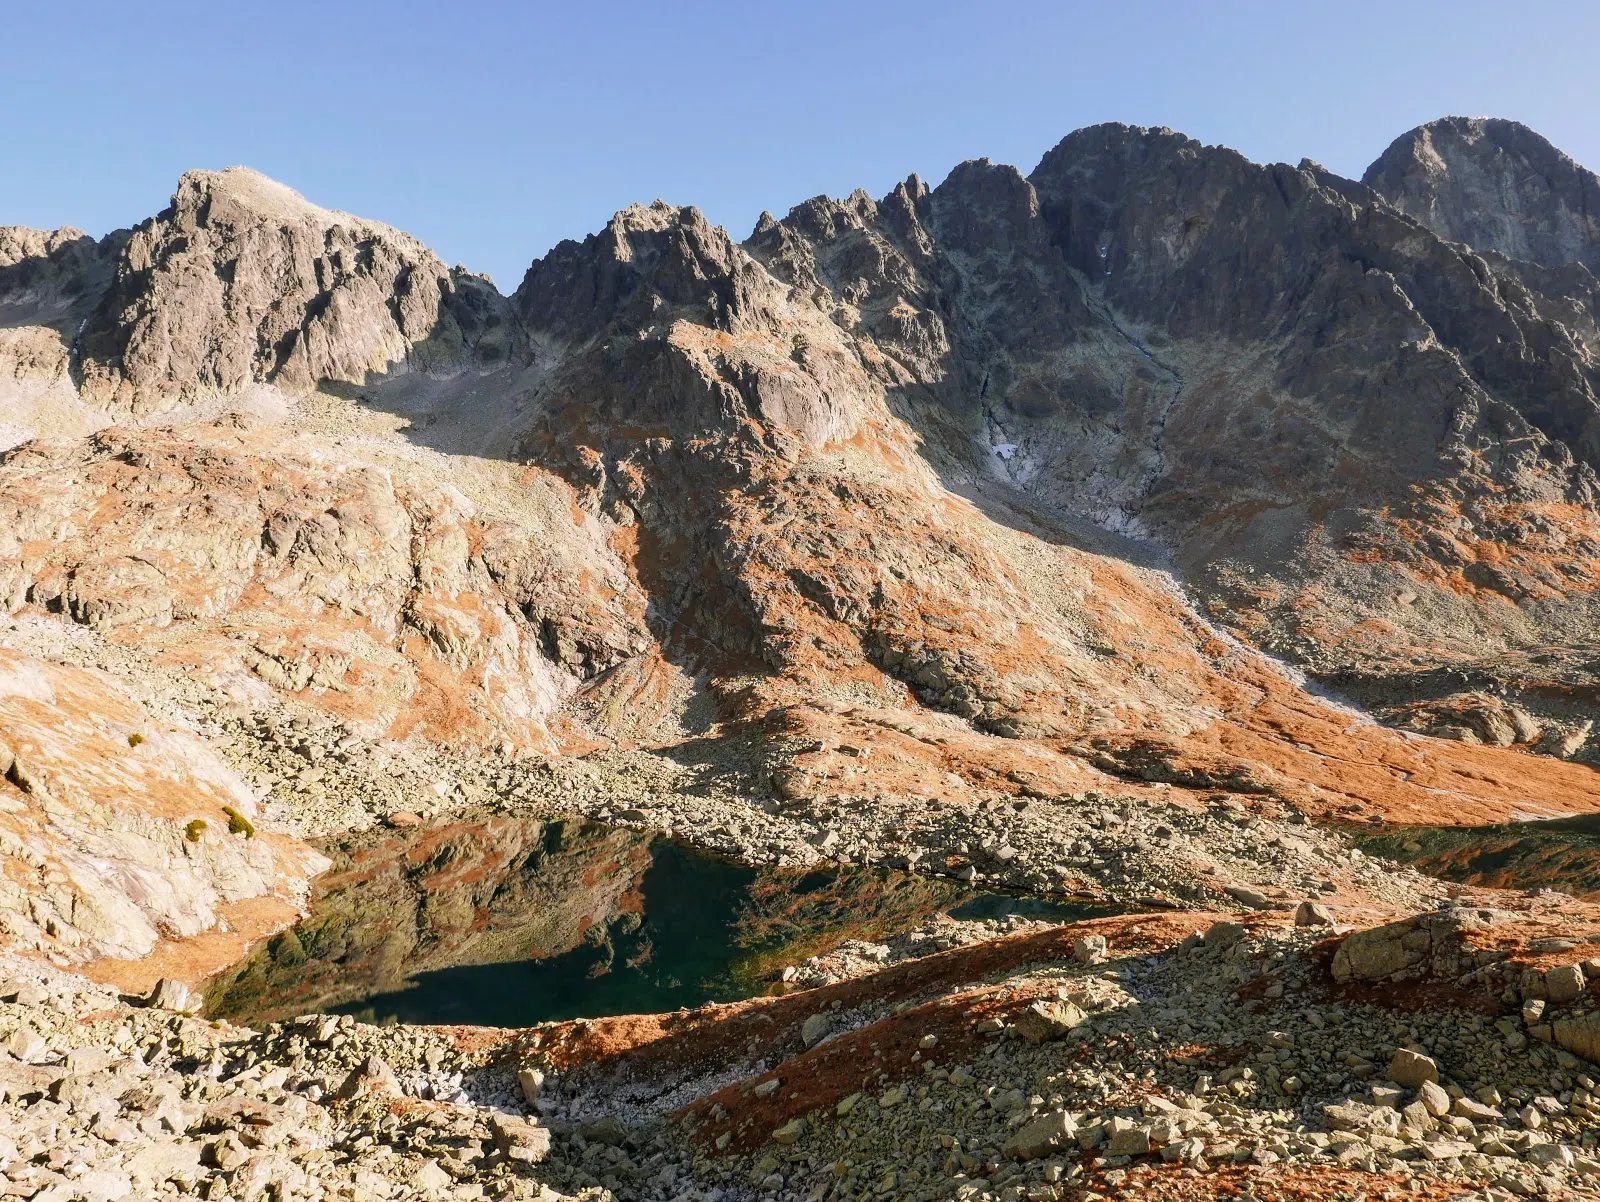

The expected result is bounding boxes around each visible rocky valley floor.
[1,620,1599,1202]
[9,892,1600,1202]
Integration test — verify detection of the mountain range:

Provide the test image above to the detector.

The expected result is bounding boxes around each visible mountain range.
[2,114,1600,956]
[5,113,1600,1202]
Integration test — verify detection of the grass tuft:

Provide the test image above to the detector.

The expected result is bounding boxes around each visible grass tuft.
[222,806,256,838]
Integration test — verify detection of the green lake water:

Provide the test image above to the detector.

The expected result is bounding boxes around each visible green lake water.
[206,814,1103,1029]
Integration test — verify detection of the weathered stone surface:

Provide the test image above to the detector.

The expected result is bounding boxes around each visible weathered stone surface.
[1071,934,1108,964]
[1418,1079,1451,1117]
[1323,1102,1372,1132]
[1366,116,1600,274]
[1012,999,1088,1044]
[1003,1109,1078,1161]
[0,225,122,389]
[771,1116,806,1145]
[1105,1121,1152,1156]
[1545,963,1587,1003]
[0,420,647,759]
[147,978,194,1012]
[0,225,116,311]
[800,1013,832,1048]
[1554,1011,1600,1063]
[334,1053,399,1100]
[0,648,326,968]
[1389,1048,1441,1089]
[1295,900,1333,927]
[1331,907,1506,985]
[517,1066,545,1107]
[489,1111,552,1163]
[76,168,520,411]
[1333,922,1427,983]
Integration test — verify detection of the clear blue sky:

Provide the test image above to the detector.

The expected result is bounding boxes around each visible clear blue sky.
[4,0,1596,290]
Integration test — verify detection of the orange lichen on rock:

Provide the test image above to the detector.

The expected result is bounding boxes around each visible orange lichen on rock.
[0,646,327,973]
[0,420,649,753]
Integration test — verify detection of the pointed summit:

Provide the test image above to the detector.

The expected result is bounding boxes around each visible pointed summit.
[1364,116,1600,273]
[75,168,519,410]
[173,166,355,227]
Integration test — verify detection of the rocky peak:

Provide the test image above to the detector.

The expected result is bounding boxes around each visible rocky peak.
[173,164,351,227]
[75,166,520,411]
[925,158,1043,249]
[1028,123,1356,336]
[745,184,931,323]
[1364,116,1600,274]
[514,200,780,345]
[515,200,870,450]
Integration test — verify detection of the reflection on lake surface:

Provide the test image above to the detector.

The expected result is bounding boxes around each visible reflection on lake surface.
[1360,813,1600,899]
[205,813,1100,1028]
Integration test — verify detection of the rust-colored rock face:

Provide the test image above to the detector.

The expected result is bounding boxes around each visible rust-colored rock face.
[500,126,1600,765]
[0,419,646,754]
[0,647,327,969]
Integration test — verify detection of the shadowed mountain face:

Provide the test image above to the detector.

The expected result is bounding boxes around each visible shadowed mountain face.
[4,121,1600,974]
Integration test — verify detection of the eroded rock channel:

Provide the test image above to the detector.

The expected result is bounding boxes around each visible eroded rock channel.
[205,814,1103,1029]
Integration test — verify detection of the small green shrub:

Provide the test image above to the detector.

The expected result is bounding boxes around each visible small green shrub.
[127,733,145,748]
[222,806,256,838]
[184,819,207,843]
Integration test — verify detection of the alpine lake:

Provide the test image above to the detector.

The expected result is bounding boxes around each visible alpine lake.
[204,812,1103,1029]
